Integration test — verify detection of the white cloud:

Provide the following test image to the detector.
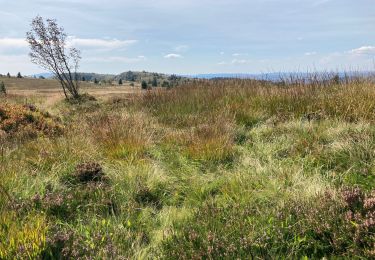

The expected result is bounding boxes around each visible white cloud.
[174,45,189,52]
[0,37,137,53]
[0,54,41,75]
[232,53,248,57]
[0,38,28,48]
[217,59,250,65]
[67,37,137,49]
[317,46,375,70]
[348,46,375,55]
[220,51,225,55]
[305,52,317,56]
[0,38,28,55]
[164,53,183,59]
[231,59,248,64]
[85,56,145,63]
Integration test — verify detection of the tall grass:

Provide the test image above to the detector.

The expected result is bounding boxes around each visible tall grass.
[142,76,375,124]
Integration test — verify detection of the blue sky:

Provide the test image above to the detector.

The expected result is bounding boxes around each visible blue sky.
[0,0,374,75]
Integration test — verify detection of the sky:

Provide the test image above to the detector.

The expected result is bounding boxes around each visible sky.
[0,0,374,75]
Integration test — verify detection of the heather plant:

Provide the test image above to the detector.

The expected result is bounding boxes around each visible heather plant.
[73,161,106,183]
[341,188,375,257]
[0,103,63,141]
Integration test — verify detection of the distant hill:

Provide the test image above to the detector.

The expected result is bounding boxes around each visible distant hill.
[187,71,374,81]
[76,72,116,82]
[30,73,54,79]
[31,71,189,87]
[81,71,189,87]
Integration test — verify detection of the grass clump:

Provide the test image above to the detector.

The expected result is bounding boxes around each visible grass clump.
[85,111,154,160]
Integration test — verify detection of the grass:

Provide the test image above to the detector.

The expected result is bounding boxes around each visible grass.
[1,75,375,258]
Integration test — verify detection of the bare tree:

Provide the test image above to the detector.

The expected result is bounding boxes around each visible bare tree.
[26,15,81,99]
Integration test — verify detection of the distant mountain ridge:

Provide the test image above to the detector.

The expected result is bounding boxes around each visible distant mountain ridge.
[30,73,55,79]
[186,71,374,81]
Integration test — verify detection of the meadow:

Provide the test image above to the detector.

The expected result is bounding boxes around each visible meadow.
[1,75,375,259]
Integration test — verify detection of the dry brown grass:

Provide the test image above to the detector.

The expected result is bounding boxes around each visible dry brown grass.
[0,76,142,109]
[142,77,375,125]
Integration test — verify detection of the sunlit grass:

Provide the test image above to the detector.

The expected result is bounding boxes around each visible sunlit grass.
[1,75,375,258]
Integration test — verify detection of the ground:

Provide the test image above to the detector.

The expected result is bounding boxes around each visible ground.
[0,77,141,108]
[0,76,374,259]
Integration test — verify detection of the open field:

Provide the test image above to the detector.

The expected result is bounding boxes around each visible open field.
[0,77,142,108]
[1,77,375,258]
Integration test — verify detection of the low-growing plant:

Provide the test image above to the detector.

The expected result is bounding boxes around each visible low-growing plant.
[74,161,106,183]
[0,103,63,141]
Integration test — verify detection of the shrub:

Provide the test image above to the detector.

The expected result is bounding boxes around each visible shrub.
[152,77,158,87]
[341,187,375,257]
[0,103,63,140]
[141,80,148,90]
[66,93,97,104]
[161,81,170,88]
